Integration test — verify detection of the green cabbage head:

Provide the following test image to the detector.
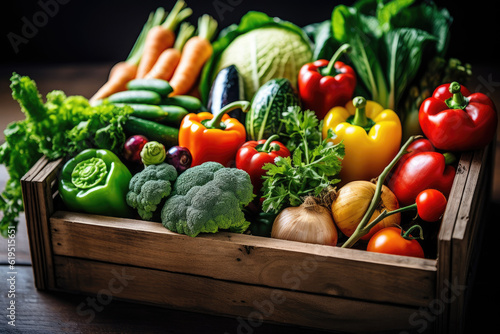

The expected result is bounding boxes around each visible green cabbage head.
[200,11,313,102]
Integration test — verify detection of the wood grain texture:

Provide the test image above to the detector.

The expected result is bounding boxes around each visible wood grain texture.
[449,145,492,333]
[50,210,437,308]
[53,256,422,334]
[435,151,472,333]
[1,266,329,334]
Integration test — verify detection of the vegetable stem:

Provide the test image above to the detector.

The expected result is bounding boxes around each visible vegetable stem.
[161,0,192,31]
[174,22,196,51]
[351,96,370,129]
[443,152,456,165]
[446,82,469,110]
[341,135,420,248]
[197,14,218,42]
[260,134,280,152]
[360,203,417,235]
[204,101,250,129]
[401,224,424,241]
[127,8,165,65]
[321,43,351,77]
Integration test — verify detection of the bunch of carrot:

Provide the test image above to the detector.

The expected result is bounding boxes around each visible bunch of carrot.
[90,0,218,103]
[89,7,166,103]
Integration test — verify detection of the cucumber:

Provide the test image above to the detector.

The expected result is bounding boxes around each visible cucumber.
[127,78,173,96]
[162,95,203,112]
[207,65,245,122]
[158,105,189,124]
[124,116,178,147]
[246,78,300,141]
[108,90,161,105]
[113,103,188,125]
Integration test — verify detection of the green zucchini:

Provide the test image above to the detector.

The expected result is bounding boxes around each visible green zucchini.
[127,78,173,96]
[108,90,161,105]
[246,78,300,140]
[162,95,203,112]
[124,116,178,147]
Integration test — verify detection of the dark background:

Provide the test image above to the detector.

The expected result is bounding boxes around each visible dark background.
[1,0,499,67]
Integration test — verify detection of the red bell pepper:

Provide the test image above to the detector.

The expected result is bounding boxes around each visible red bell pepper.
[419,81,497,151]
[235,135,290,195]
[298,44,356,120]
[387,139,455,207]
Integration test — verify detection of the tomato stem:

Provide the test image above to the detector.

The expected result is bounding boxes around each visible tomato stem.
[341,135,422,248]
[400,224,424,241]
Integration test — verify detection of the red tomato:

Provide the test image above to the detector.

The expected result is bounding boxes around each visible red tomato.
[367,227,425,258]
[416,189,447,222]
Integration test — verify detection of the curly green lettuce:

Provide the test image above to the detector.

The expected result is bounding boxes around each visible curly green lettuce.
[0,73,132,237]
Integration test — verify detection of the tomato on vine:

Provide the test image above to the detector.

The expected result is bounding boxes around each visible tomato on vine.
[367,226,425,258]
[415,189,447,222]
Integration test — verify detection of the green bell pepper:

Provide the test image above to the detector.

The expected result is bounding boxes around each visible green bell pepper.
[59,148,133,218]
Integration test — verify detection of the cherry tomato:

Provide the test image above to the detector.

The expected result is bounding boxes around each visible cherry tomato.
[416,189,447,222]
[367,226,425,258]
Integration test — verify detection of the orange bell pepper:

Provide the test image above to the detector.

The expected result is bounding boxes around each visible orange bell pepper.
[179,101,250,167]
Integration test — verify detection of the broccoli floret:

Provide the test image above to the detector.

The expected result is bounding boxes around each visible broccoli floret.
[126,163,178,220]
[161,162,254,237]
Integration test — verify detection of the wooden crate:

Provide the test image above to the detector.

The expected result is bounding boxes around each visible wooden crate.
[20,143,494,334]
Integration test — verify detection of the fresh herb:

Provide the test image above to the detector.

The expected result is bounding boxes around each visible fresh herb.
[0,73,132,237]
[261,106,345,214]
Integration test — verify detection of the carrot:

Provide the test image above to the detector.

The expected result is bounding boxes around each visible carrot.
[135,0,192,79]
[169,15,218,96]
[145,22,195,81]
[89,8,165,103]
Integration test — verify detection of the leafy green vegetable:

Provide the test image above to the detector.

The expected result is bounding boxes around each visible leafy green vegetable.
[199,11,313,102]
[302,20,339,61]
[161,161,254,237]
[329,0,452,111]
[0,73,132,237]
[261,106,345,214]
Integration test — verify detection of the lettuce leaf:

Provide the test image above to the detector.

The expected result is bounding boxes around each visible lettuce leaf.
[0,73,132,237]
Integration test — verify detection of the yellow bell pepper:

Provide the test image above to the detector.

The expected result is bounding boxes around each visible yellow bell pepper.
[322,96,402,184]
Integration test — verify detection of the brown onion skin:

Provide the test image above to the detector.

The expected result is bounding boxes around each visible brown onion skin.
[331,181,400,241]
[271,199,338,246]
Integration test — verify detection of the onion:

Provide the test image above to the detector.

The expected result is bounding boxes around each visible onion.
[271,197,338,246]
[331,181,400,241]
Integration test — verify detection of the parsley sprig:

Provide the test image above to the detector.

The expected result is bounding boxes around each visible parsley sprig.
[261,106,345,213]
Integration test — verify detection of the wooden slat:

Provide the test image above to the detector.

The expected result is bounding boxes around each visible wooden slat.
[21,156,50,289]
[50,211,437,308]
[53,256,423,333]
[449,145,491,333]
[20,156,64,290]
[32,158,64,290]
[435,151,473,333]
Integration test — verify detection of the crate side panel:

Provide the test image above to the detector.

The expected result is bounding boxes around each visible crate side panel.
[53,255,426,334]
[449,145,491,333]
[50,212,437,308]
[435,151,472,333]
[20,156,50,289]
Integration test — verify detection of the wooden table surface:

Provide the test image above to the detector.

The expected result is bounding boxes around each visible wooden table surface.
[0,64,499,333]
